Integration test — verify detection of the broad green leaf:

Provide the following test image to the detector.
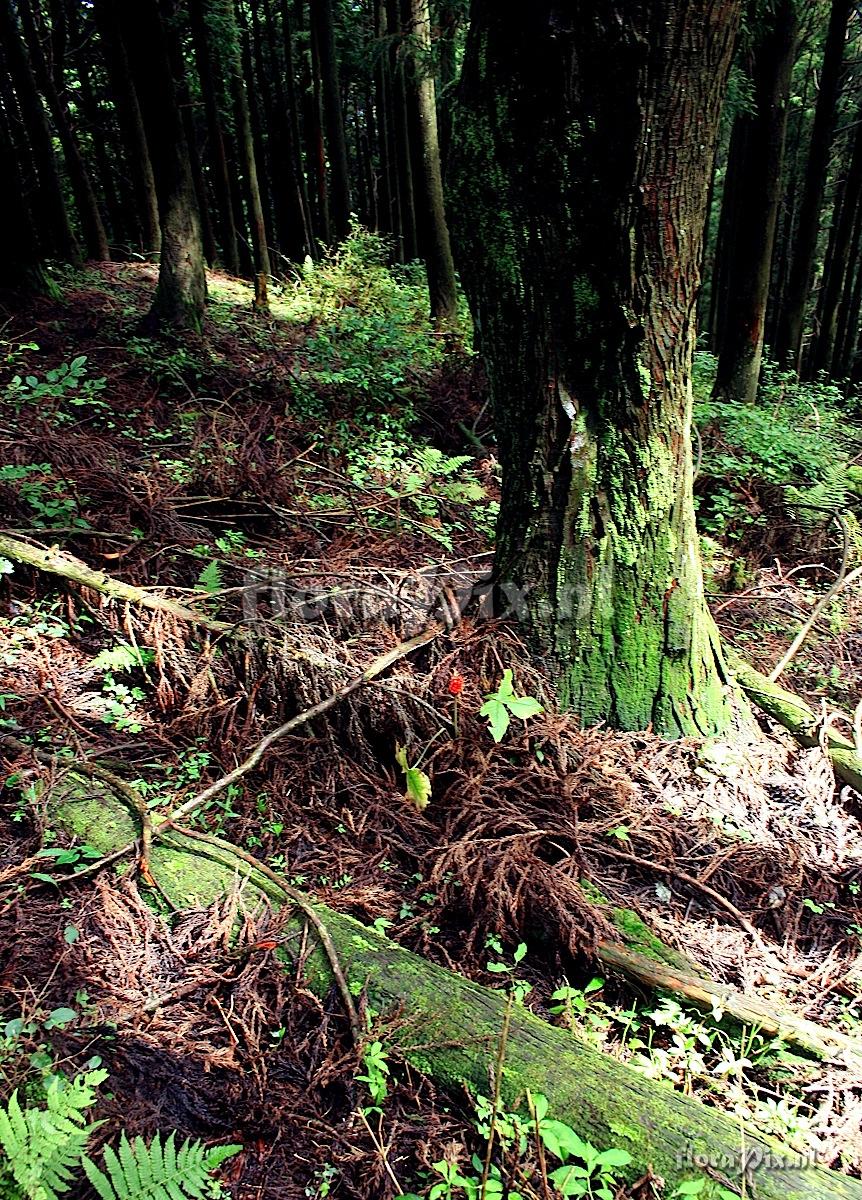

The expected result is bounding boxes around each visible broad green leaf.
[479,697,510,742]
[504,694,543,719]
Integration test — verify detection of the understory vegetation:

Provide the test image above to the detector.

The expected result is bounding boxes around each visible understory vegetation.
[1,245,861,1200]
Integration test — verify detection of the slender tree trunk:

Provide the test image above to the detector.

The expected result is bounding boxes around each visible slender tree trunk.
[280,0,317,257]
[260,0,308,260]
[232,0,272,282]
[766,57,813,350]
[17,0,109,260]
[0,0,78,261]
[809,112,862,376]
[708,116,745,355]
[774,0,852,371]
[386,0,417,260]
[94,0,160,257]
[115,0,207,333]
[712,0,797,403]
[307,3,331,245]
[407,0,457,326]
[310,0,352,241]
[833,202,862,376]
[374,0,399,241]
[452,0,743,737]
[189,0,241,274]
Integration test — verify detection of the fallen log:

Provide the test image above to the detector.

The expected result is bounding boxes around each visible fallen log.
[727,650,862,793]
[40,775,862,1200]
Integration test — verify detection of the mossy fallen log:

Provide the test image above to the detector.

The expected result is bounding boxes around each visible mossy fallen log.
[727,649,862,793]
[46,779,862,1200]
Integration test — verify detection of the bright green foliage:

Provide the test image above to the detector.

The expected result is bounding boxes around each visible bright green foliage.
[693,352,862,540]
[0,464,90,530]
[81,1132,240,1200]
[394,745,432,811]
[0,1070,107,1200]
[283,226,449,410]
[0,1070,239,1200]
[479,671,543,742]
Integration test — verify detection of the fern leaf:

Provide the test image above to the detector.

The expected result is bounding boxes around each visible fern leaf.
[118,1132,143,1197]
[101,1143,127,1199]
[81,1155,116,1200]
[203,1145,241,1171]
[162,1133,177,1183]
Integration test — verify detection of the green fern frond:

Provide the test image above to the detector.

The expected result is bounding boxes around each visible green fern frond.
[81,1131,241,1200]
[0,1071,106,1200]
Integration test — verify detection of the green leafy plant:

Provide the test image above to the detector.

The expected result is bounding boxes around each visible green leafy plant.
[480,671,543,742]
[0,464,89,530]
[394,744,432,811]
[0,1069,240,1200]
[356,1040,390,1112]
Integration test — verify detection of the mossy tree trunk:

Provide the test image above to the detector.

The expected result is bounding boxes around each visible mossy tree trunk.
[451,1,741,737]
[116,0,207,333]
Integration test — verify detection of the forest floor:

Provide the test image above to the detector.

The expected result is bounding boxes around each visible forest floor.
[1,247,862,1200]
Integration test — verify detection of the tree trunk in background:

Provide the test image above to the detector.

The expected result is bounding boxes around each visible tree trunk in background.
[0,0,79,262]
[310,0,352,241]
[833,201,862,376]
[0,101,59,294]
[809,109,862,375]
[260,0,309,260]
[375,0,399,243]
[452,0,741,737]
[408,0,457,326]
[706,114,745,354]
[17,0,109,260]
[115,0,207,333]
[307,3,331,245]
[712,0,796,403]
[765,57,813,350]
[775,0,852,371]
[189,0,241,275]
[221,0,271,280]
[69,20,126,249]
[386,0,418,260]
[280,0,316,257]
[436,0,460,174]
[94,0,160,257]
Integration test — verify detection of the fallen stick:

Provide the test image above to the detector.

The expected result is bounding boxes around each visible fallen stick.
[596,941,862,1072]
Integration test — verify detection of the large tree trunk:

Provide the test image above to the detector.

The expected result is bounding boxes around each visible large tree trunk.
[774,0,852,372]
[407,0,458,327]
[115,0,207,333]
[0,0,79,262]
[711,0,796,404]
[46,781,862,1200]
[451,1,741,737]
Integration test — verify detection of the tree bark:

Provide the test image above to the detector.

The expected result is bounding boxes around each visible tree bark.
[406,0,458,326]
[115,0,207,333]
[711,0,797,404]
[452,1,743,737]
[46,781,862,1200]
[280,0,317,257]
[774,0,852,371]
[310,0,352,241]
[0,103,59,295]
[0,0,79,262]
